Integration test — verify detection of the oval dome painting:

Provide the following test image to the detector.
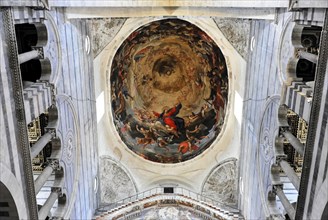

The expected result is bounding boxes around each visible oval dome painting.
[110,19,228,163]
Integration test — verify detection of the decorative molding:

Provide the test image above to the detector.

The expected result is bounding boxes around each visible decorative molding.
[56,94,81,219]
[277,15,294,84]
[256,95,281,217]
[44,11,62,85]
[260,127,274,163]
[1,7,38,220]
[63,130,75,166]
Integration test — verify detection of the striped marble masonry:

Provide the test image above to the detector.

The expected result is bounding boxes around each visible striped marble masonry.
[23,82,53,124]
[285,81,313,123]
[12,7,45,24]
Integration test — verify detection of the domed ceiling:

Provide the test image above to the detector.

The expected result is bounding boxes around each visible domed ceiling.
[110,19,228,163]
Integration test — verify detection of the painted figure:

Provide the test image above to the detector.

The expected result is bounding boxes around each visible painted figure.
[153,103,185,135]
[178,141,199,154]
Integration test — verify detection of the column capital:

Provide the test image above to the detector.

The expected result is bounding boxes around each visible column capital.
[51,186,62,195]
[48,159,60,170]
[272,184,284,193]
[31,46,44,59]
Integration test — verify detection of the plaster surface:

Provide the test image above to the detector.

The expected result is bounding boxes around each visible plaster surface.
[213,18,251,60]
[87,18,126,58]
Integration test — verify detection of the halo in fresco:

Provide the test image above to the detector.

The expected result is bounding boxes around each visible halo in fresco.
[110,19,228,163]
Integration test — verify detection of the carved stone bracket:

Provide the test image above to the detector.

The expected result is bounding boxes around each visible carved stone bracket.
[271,164,283,187]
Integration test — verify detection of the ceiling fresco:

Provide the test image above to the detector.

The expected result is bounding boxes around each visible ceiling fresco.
[110,19,228,163]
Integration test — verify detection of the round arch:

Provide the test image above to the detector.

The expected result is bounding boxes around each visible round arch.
[0,163,28,219]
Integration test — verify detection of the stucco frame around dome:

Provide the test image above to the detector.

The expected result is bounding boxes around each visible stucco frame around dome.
[94,16,246,192]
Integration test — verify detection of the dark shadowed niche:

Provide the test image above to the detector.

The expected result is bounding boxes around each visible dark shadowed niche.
[110,19,228,163]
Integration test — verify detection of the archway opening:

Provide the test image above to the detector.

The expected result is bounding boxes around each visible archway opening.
[0,182,19,219]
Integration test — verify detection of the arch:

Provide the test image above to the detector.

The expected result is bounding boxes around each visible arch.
[56,94,81,219]
[277,15,294,84]
[0,163,28,220]
[286,57,316,82]
[39,58,52,81]
[44,11,62,85]
[34,23,48,47]
[291,24,321,48]
[15,23,50,83]
[296,58,316,81]
[256,95,281,217]
[15,23,48,51]
[291,24,305,48]
[286,57,300,80]
[15,23,38,54]
[0,182,19,219]
[20,59,42,82]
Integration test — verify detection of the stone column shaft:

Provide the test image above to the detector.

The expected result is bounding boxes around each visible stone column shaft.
[34,165,54,194]
[298,51,318,64]
[282,131,304,156]
[279,160,300,191]
[30,132,54,159]
[275,187,296,219]
[38,191,59,220]
[18,50,39,64]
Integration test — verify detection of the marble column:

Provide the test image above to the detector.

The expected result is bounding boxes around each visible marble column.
[282,131,304,155]
[279,160,300,191]
[275,186,296,219]
[38,190,59,220]
[298,50,318,64]
[34,165,54,194]
[18,50,39,64]
[30,131,55,159]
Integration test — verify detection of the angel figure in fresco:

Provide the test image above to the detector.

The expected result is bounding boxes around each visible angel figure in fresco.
[113,91,125,117]
[156,135,174,152]
[153,103,185,136]
[178,140,199,155]
[135,125,156,149]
